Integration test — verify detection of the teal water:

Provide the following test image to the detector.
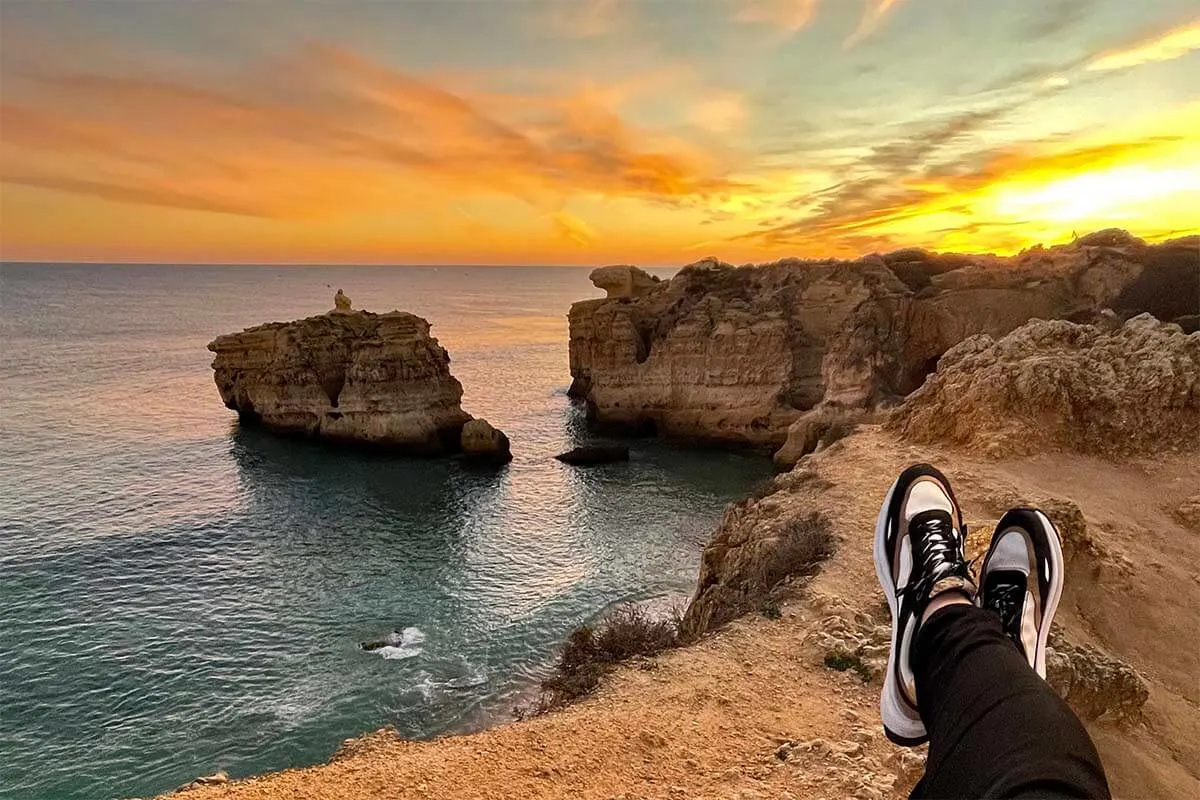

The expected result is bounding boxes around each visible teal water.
[0,264,771,800]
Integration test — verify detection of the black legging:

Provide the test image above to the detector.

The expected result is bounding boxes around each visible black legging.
[911,604,1111,799]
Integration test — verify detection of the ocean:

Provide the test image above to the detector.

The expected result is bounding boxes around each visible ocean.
[0,264,771,800]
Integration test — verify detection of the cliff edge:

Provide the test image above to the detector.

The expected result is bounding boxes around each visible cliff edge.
[207,293,471,453]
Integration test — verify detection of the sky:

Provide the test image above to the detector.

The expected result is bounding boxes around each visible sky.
[1,0,1198,265]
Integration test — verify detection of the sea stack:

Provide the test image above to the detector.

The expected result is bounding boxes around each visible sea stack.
[207,292,473,453]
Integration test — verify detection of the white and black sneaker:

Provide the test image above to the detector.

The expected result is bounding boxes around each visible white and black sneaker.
[874,464,977,746]
[978,508,1064,678]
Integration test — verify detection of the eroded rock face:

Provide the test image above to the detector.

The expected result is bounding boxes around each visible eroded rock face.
[1046,636,1149,722]
[208,306,471,453]
[773,404,869,470]
[890,314,1200,457]
[567,233,1198,450]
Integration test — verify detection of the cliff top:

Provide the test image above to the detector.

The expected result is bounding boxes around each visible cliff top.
[207,307,436,352]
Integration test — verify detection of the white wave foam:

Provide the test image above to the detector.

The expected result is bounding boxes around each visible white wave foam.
[399,626,426,646]
[376,644,424,660]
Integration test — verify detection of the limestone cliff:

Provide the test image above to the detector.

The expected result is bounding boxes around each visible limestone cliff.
[208,302,471,453]
[567,231,1199,451]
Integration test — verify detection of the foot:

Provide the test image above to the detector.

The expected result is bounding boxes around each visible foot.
[978,508,1064,678]
[873,464,977,746]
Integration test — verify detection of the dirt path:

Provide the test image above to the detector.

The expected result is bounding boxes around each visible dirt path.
[165,429,1200,800]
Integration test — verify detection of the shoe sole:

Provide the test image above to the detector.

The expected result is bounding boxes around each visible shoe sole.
[981,508,1064,677]
[872,468,952,747]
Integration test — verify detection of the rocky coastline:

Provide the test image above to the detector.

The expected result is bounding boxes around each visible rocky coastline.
[175,231,1200,800]
[567,229,1198,466]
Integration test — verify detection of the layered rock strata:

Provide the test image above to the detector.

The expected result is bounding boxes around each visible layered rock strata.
[208,298,473,453]
[568,231,1199,451]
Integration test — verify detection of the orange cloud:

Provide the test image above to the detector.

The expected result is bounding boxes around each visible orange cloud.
[1087,20,1200,71]
[687,92,747,132]
[551,210,599,247]
[0,44,743,226]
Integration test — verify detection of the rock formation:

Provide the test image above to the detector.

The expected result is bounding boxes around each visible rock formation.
[589,265,660,299]
[890,314,1200,457]
[461,418,512,464]
[567,232,1198,454]
[208,296,472,453]
[773,404,869,470]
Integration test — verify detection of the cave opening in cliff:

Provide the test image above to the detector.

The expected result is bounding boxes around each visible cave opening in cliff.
[320,370,346,408]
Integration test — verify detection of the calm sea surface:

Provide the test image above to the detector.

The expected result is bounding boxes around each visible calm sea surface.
[0,264,770,800]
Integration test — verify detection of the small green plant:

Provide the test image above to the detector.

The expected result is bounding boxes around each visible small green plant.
[824,650,873,683]
[760,603,782,619]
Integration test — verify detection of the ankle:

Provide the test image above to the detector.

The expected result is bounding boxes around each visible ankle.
[921,590,972,625]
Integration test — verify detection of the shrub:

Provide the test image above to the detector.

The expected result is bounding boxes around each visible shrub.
[757,514,836,594]
[681,512,834,639]
[533,605,679,714]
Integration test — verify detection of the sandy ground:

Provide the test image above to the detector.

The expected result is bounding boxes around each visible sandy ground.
[163,428,1200,800]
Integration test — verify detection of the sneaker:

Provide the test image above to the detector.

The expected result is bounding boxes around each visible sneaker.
[873,464,977,746]
[978,508,1064,678]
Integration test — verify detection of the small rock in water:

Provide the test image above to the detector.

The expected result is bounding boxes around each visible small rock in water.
[460,418,512,464]
[181,770,229,790]
[555,445,630,466]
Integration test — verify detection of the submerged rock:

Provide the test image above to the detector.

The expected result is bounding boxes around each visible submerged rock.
[554,445,630,466]
[565,232,1198,455]
[460,418,512,464]
[208,294,471,453]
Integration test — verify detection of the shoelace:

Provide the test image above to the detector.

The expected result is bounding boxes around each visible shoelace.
[903,515,972,606]
[987,582,1025,635]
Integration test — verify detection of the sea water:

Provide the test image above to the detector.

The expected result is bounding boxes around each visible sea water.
[0,264,771,799]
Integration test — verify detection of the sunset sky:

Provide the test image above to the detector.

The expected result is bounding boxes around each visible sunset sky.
[1,0,1198,265]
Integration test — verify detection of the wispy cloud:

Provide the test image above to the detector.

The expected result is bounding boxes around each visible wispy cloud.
[1088,20,1200,71]
[845,0,906,47]
[1021,0,1093,40]
[737,0,906,43]
[538,0,626,39]
[736,0,820,33]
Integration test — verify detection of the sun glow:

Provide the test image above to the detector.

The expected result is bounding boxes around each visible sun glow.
[993,166,1200,223]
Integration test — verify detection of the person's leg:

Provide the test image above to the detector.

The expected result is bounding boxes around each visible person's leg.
[909,604,1110,799]
[875,466,1111,797]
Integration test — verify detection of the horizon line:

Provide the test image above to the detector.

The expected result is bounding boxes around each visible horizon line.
[0,260,677,269]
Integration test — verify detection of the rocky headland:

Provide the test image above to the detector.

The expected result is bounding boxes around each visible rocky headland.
[568,229,1198,466]
[208,291,502,455]
[174,233,1199,800]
